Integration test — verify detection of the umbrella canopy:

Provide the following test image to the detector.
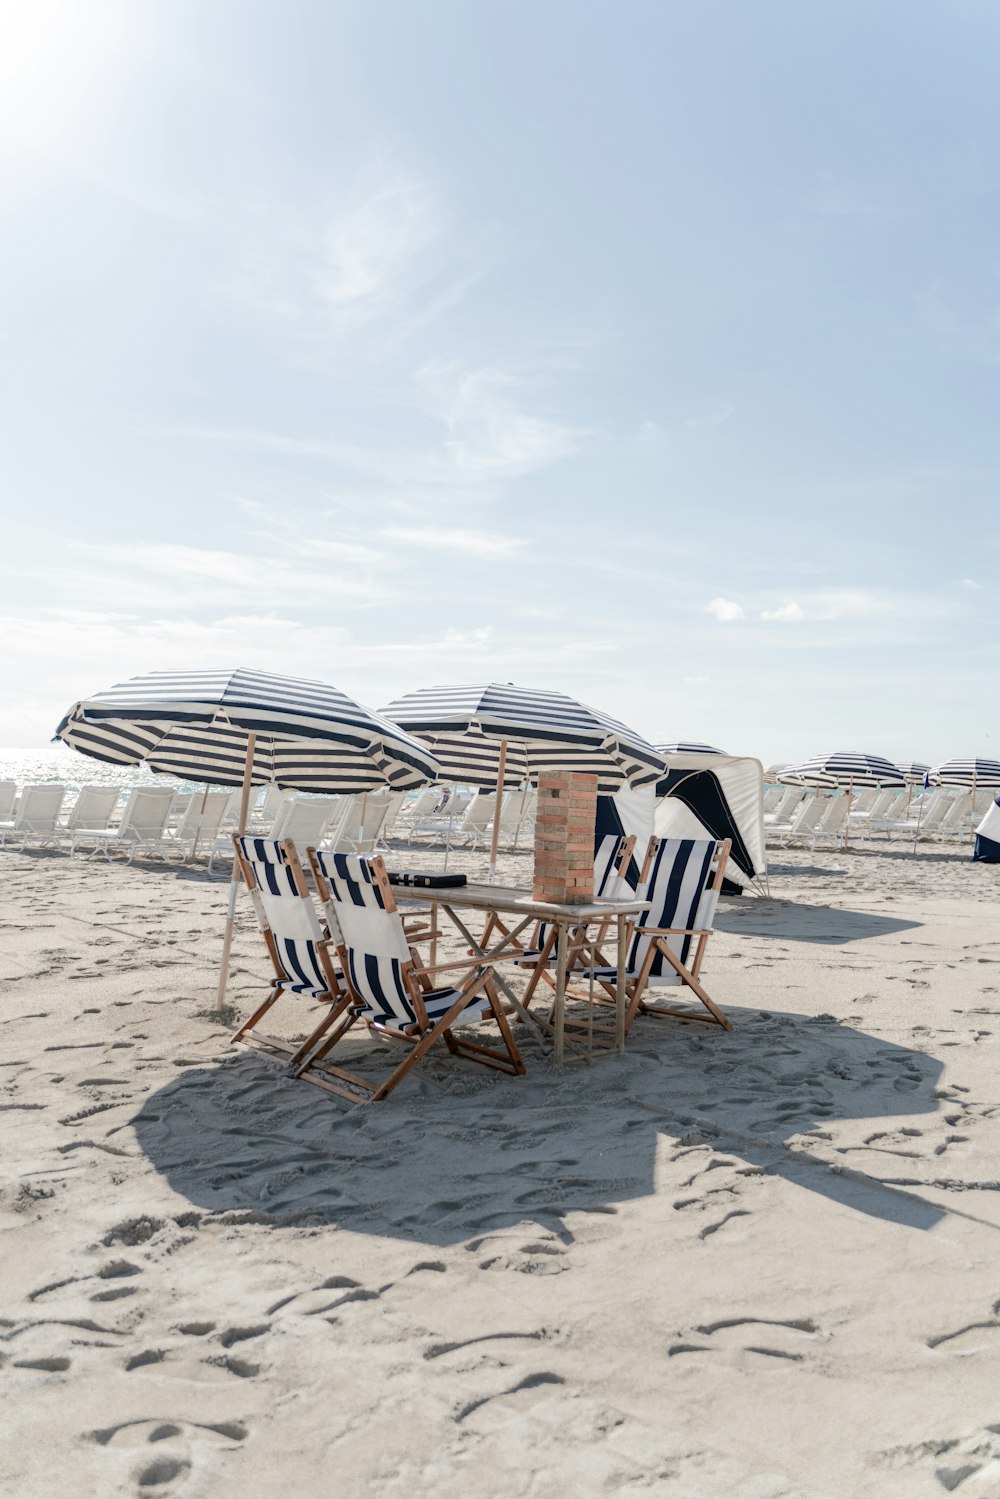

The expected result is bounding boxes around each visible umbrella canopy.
[379,682,665,792]
[778,752,905,790]
[656,742,727,755]
[929,757,1000,789]
[896,761,930,786]
[55,668,439,792]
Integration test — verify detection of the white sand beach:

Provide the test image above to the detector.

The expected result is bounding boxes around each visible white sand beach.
[3,844,1000,1498]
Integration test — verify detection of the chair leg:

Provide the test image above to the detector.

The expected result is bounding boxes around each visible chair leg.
[638,944,731,1030]
[231,984,282,1044]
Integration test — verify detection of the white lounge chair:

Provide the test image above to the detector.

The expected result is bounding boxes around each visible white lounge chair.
[0,781,17,821]
[768,794,828,846]
[326,793,392,854]
[207,794,340,876]
[453,789,499,849]
[0,784,68,850]
[72,786,176,862]
[164,788,232,860]
[64,786,121,852]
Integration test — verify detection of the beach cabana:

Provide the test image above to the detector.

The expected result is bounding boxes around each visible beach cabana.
[379,682,665,879]
[55,668,440,1003]
[652,752,767,893]
[974,795,1000,863]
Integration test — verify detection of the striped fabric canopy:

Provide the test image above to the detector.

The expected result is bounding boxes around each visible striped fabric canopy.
[895,761,930,786]
[929,757,1000,789]
[55,668,440,793]
[379,682,665,792]
[778,752,905,790]
[656,742,727,755]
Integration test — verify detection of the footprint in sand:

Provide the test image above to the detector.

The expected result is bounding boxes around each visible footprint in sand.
[88,1417,247,1496]
[668,1315,823,1363]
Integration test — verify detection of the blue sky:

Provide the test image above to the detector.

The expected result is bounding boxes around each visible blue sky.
[1,0,998,763]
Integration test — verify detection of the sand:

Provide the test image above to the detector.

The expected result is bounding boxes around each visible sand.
[2,840,1000,1498]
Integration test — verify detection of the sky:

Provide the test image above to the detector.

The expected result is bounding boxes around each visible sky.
[1,0,998,765]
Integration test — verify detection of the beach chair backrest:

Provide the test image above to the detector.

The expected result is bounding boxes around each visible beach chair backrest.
[176,789,231,840]
[15,784,68,831]
[406,787,440,821]
[791,796,827,833]
[818,797,849,834]
[460,791,495,832]
[119,786,175,840]
[629,838,721,977]
[68,785,120,830]
[0,781,16,820]
[310,850,415,1024]
[379,791,406,837]
[271,796,339,845]
[233,837,333,996]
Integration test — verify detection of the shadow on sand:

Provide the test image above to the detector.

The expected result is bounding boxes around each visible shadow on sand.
[715,903,921,944]
[131,1005,959,1245]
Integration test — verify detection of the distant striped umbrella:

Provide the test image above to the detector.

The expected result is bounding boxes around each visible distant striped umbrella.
[775,752,904,845]
[379,682,665,877]
[779,751,905,791]
[928,757,1000,789]
[55,669,440,1003]
[896,762,930,786]
[656,742,727,756]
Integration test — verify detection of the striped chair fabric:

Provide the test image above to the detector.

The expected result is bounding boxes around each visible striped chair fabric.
[312,850,489,1027]
[582,838,720,987]
[513,833,636,968]
[236,836,336,996]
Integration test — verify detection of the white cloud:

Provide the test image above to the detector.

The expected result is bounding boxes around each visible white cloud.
[152,363,585,489]
[961,577,982,590]
[706,597,744,622]
[760,601,806,622]
[380,526,526,559]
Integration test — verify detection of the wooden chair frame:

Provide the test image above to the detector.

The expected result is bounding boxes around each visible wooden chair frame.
[230,836,353,1066]
[294,851,524,1103]
[573,836,733,1034]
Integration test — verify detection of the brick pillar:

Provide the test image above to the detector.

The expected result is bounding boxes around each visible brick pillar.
[533,772,598,905]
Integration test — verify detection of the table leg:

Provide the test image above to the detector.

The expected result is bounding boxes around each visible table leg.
[616,912,626,1054]
[554,922,568,1065]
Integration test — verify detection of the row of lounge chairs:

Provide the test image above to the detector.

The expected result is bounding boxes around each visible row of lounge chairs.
[231,829,731,1102]
[763,784,992,848]
[0,780,541,866]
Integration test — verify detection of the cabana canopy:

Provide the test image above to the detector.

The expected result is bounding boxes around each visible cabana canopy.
[652,753,767,894]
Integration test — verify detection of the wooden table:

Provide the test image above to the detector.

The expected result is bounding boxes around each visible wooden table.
[393,882,651,1063]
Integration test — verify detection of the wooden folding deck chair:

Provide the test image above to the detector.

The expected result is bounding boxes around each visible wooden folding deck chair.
[295,850,524,1103]
[575,836,732,1033]
[230,835,350,1064]
[500,832,640,1013]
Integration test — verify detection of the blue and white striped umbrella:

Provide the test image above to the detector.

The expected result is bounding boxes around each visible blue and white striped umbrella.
[656,742,727,756]
[55,668,440,793]
[896,762,930,786]
[929,757,1000,789]
[777,752,905,790]
[379,682,665,791]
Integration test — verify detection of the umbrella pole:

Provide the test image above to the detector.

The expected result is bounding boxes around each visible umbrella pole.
[843,783,852,848]
[488,738,508,883]
[217,733,257,1010]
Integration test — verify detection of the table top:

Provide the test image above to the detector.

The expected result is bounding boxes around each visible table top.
[392,880,651,921]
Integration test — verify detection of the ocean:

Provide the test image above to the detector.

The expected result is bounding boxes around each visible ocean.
[0,747,186,792]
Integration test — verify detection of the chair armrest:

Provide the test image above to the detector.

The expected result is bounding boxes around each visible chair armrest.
[410,958,494,978]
